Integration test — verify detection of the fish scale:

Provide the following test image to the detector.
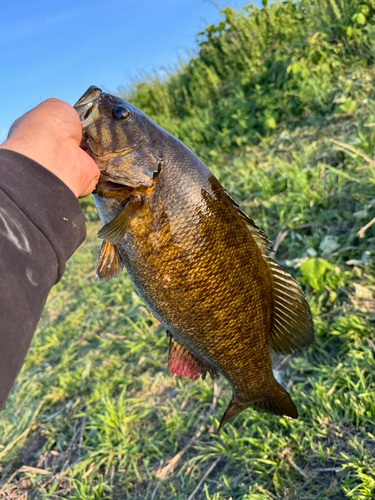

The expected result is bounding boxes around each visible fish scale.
[74,86,314,429]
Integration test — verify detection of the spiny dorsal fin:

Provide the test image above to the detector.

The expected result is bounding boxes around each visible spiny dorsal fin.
[223,189,272,256]
[266,257,314,354]
[96,240,122,282]
[97,195,143,245]
[168,335,220,381]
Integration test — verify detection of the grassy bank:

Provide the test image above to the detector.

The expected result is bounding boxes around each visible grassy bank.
[2,0,375,498]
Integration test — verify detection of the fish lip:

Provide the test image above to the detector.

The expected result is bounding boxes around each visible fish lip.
[97,173,132,188]
[74,86,102,125]
[98,173,125,184]
[79,135,90,153]
[97,168,149,189]
[92,145,136,158]
[81,139,136,159]
[74,86,102,108]
[80,101,100,129]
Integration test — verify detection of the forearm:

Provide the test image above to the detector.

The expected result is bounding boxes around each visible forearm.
[0,149,86,409]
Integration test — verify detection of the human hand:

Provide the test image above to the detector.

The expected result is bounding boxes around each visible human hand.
[0,98,100,198]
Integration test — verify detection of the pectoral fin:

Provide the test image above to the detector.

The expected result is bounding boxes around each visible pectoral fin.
[96,241,122,282]
[97,195,143,245]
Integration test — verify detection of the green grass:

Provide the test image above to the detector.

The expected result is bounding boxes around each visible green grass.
[2,0,375,498]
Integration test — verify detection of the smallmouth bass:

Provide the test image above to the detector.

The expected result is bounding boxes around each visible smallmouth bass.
[74,86,314,429]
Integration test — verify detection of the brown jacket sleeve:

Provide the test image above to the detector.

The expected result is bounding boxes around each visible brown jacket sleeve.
[0,149,86,409]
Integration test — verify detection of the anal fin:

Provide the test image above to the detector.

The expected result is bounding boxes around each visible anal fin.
[96,240,122,282]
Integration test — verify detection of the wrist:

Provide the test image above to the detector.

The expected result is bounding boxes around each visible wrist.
[0,137,79,196]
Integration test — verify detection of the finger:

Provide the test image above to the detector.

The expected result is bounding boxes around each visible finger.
[76,148,100,197]
[7,111,32,139]
[78,174,100,198]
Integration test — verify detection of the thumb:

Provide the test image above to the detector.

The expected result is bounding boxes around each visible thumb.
[75,146,100,198]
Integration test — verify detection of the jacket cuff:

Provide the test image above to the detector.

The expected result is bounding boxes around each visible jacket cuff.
[0,149,86,282]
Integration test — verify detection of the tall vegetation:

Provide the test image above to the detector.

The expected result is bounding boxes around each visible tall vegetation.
[127,0,375,156]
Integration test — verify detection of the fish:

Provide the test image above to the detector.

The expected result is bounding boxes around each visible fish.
[74,86,314,429]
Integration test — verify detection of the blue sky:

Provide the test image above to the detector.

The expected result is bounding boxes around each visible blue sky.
[0,0,260,142]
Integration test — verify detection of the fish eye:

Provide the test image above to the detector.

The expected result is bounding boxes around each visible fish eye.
[112,106,131,120]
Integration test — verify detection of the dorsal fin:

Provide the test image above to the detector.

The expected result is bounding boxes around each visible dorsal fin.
[266,257,314,354]
[223,189,314,353]
[223,189,272,255]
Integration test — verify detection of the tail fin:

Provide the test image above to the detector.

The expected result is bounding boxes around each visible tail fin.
[252,381,298,419]
[218,382,298,431]
[218,396,248,432]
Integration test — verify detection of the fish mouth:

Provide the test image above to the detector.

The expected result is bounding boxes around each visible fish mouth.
[93,145,136,158]
[80,137,136,159]
[97,172,133,190]
[95,172,152,194]
[95,171,146,195]
[74,85,102,127]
